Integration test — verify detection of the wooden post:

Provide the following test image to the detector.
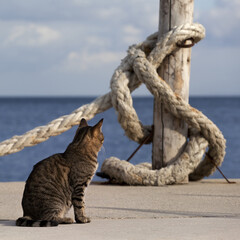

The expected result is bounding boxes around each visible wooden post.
[152,0,194,174]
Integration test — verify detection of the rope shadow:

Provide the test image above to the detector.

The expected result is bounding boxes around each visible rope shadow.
[89,206,240,219]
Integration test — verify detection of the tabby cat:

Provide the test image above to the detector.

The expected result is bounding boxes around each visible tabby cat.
[16,118,104,227]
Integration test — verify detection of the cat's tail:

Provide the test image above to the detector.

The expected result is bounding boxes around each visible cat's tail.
[16,217,58,227]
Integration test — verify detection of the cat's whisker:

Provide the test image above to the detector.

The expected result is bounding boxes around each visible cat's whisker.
[100,145,105,154]
[99,145,106,160]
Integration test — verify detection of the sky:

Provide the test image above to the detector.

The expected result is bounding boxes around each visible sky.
[0,0,239,97]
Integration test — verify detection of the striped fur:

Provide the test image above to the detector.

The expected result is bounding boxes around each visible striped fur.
[16,118,104,227]
[16,217,58,227]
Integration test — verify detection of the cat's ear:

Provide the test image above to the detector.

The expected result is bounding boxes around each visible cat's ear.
[96,118,103,130]
[79,118,88,128]
[91,118,103,135]
[72,118,88,142]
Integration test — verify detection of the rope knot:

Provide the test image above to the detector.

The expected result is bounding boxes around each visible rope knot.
[103,22,226,184]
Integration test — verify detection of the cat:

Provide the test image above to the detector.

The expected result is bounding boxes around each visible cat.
[16,118,104,227]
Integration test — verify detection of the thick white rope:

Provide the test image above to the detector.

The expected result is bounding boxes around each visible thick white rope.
[100,23,226,184]
[0,94,111,156]
[0,23,226,185]
[102,133,209,185]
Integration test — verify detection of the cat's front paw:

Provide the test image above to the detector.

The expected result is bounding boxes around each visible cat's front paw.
[76,216,91,224]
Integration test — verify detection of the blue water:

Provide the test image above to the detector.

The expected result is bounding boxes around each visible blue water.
[0,97,239,182]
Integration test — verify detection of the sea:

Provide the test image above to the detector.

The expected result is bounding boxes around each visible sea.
[0,96,239,182]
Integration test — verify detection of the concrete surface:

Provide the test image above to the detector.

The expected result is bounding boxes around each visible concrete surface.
[0,180,240,240]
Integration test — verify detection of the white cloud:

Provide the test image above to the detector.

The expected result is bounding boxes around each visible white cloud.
[196,0,240,46]
[97,7,123,20]
[64,50,125,72]
[122,25,142,45]
[85,36,110,48]
[5,23,60,47]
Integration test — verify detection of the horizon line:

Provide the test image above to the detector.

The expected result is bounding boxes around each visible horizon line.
[0,95,240,98]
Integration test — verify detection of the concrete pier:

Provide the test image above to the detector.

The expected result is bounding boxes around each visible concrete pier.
[0,180,240,240]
